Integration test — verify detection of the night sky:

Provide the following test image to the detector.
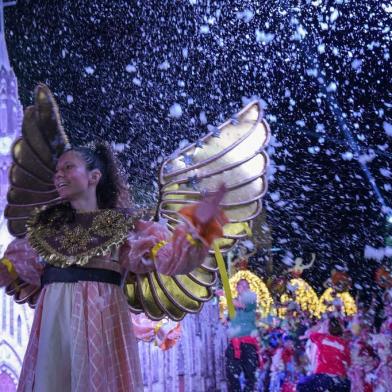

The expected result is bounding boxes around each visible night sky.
[3,0,391,294]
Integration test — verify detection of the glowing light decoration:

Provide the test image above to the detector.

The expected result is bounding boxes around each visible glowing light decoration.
[319,287,357,316]
[219,270,273,318]
[278,278,320,318]
[0,136,13,155]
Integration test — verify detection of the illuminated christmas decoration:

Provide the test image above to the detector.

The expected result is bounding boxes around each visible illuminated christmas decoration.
[288,254,315,278]
[319,287,357,316]
[318,269,357,316]
[278,278,320,318]
[219,270,273,318]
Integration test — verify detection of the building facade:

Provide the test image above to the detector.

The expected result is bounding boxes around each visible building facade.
[0,2,33,391]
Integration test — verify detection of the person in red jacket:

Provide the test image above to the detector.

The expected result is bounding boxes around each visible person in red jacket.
[297,317,351,392]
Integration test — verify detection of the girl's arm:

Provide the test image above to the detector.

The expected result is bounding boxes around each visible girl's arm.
[1,238,43,287]
[119,203,227,276]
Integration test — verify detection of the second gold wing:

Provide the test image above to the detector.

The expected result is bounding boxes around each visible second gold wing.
[123,100,270,320]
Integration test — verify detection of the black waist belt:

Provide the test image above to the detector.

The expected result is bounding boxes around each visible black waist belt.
[41,265,122,287]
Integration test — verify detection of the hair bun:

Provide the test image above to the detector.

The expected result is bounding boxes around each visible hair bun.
[93,142,111,160]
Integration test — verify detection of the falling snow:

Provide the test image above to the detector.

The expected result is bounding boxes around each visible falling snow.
[169,103,183,118]
[4,0,391,290]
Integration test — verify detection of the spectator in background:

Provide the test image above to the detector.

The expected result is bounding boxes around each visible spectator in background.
[297,317,351,392]
[225,279,260,392]
[269,333,297,392]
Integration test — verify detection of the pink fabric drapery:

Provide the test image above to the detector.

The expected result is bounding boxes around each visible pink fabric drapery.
[1,217,218,392]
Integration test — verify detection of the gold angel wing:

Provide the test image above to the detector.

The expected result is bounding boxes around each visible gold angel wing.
[123,101,270,320]
[4,84,69,237]
[124,268,217,321]
[4,84,69,307]
[159,100,270,248]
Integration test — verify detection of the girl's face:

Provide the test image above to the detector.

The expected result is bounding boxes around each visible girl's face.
[54,150,96,201]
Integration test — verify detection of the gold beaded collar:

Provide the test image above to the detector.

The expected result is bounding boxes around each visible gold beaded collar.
[27,207,137,268]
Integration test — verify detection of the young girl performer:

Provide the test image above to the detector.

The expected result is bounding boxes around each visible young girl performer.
[0,86,227,392]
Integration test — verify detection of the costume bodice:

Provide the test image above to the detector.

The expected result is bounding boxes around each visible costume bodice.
[27,207,136,269]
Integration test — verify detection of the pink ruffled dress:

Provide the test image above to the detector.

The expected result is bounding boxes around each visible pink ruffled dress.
[1,218,211,392]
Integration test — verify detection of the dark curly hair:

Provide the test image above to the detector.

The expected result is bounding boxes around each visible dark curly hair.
[72,143,130,209]
[37,142,131,225]
[328,317,344,337]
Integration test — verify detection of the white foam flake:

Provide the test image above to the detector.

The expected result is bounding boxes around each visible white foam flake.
[330,9,339,22]
[255,30,275,44]
[236,9,254,23]
[326,82,337,92]
[364,245,392,261]
[380,168,392,178]
[200,25,210,34]
[169,103,183,118]
[132,77,141,86]
[351,59,362,71]
[270,191,281,202]
[125,64,137,73]
[199,111,207,124]
[158,60,170,70]
[383,121,392,136]
[341,151,354,160]
[84,66,95,75]
[317,43,326,54]
[111,142,125,152]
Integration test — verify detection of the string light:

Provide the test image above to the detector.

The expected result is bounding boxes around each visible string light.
[278,278,320,318]
[218,273,357,320]
[318,287,357,316]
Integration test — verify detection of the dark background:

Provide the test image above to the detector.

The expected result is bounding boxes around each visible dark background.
[4,0,391,295]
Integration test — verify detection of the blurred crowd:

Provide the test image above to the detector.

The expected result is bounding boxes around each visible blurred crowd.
[222,280,392,392]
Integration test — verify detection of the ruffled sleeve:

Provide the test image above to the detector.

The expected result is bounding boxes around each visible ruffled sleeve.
[1,237,43,287]
[154,221,210,275]
[119,220,171,274]
[119,204,227,276]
